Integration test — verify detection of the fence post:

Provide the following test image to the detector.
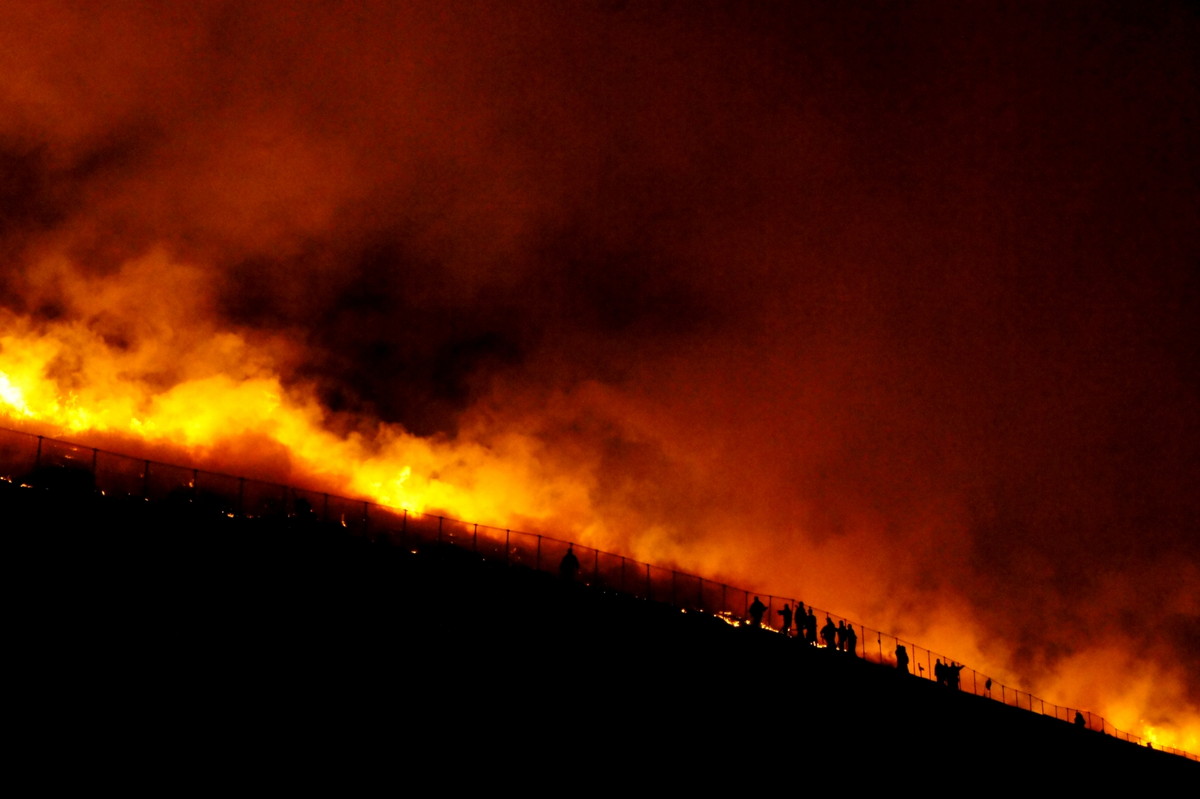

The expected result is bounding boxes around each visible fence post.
[438,516,443,544]
[473,523,478,552]
[536,535,542,571]
[505,530,510,565]
[144,460,152,499]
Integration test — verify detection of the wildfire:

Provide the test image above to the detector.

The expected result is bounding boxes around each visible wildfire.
[0,252,609,535]
[0,251,1196,758]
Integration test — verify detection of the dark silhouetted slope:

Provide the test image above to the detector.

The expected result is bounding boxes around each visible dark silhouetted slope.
[6,479,1195,784]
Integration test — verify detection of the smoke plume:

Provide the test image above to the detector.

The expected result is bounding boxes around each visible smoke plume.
[1,1,1196,748]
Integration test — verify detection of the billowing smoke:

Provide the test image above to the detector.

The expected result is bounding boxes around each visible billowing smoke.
[2,1,1196,746]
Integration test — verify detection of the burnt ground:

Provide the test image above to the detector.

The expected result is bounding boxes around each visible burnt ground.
[6,478,1196,787]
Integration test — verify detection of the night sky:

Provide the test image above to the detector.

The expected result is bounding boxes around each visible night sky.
[1,1,1196,739]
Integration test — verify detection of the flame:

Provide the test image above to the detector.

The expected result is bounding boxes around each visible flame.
[0,252,607,528]
[0,249,1196,758]
[0,373,32,416]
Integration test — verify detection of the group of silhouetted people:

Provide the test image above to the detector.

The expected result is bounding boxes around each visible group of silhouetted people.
[559,550,1110,741]
[556,547,1112,744]
[747,598,858,656]
[818,615,858,655]
[893,646,968,691]
[794,603,819,646]
[562,547,973,698]
[934,658,965,689]
[563,555,963,690]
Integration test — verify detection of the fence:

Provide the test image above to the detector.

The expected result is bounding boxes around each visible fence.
[0,424,1194,761]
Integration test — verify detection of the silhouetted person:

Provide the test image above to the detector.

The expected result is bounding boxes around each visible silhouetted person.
[895,645,909,674]
[778,603,793,636]
[559,544,580,582]
[1074,711,1085,728]
[845,624,857,657]
[935,659,945,685]
[821,616,837,649]
[947,662,963,690]
[293,496,314,519]
[748,596,767,628]
[806,608,818,646]
[985,677,992,695]
[835,620,846,651]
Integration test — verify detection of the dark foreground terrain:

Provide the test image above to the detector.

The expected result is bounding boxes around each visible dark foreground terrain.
[7,478,1195,786]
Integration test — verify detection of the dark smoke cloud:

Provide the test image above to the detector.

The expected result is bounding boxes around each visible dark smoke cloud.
[2,1,1197,721]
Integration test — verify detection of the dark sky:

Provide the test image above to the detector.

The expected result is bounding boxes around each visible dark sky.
[1,1,1197,741]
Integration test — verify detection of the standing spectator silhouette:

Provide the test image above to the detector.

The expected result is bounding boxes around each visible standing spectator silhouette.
[845,624,857,657]
[895,645,909,674]
[748,596,767,628]
[835,620,847,651]
[778,603,793,636]
[806,607,818,646]
[821,616,837,649]
[559,544,580,582]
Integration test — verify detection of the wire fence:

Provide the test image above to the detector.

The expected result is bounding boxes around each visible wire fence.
[0,424,1194,761]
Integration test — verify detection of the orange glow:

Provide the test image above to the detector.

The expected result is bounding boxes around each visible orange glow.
[1,265,1195,756]
[0,254,616,534]
[4,272,1195,753]
[1,2,1196,759]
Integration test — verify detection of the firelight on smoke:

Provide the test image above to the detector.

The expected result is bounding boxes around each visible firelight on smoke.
[1,0,1196,756]
[1,268,1196,754]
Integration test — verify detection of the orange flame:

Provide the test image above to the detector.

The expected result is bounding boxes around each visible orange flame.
[0,249,1196,756]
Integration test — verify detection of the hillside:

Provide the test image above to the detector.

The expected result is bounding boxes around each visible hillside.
[7,477,1195,784]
